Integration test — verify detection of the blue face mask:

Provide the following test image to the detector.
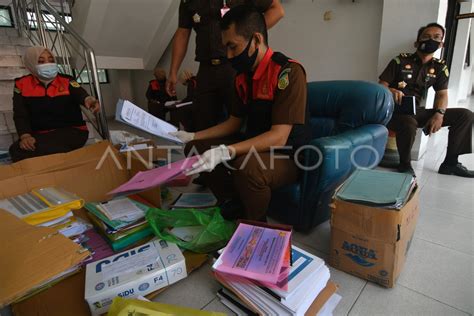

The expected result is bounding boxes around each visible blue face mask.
[36,63,59,79]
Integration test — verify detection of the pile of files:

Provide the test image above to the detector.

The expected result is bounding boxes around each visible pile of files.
[212,222,340,315]
[0,187,91,244]
[0,201,90,307]
[84,195,154,252]
[336,168,417,209]
[170,192,217,209]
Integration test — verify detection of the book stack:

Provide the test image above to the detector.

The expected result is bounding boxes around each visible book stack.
[335,168,417,209]
[212,222,340,315]
[84,196,154,252]
[0,187,91,243]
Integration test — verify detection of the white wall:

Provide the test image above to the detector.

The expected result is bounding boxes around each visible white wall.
[377,0,447,76]
[449,1,474,104]
[124,0,384,109]
[271,0,383,82]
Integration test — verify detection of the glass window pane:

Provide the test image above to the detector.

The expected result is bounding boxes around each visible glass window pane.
[75,69,108,84]
[0,8,13,27]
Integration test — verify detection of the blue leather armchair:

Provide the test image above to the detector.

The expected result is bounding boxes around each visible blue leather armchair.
[268,80,394,232]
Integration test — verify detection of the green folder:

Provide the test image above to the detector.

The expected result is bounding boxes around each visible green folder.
[336,169,415,209]
[84,199,149,231]
[107,226,154,252]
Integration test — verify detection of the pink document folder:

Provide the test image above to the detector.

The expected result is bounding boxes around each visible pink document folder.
[108,156,199,197]
[213,223,291,285]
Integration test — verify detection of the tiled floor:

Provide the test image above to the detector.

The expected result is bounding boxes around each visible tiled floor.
[107,103,473,315]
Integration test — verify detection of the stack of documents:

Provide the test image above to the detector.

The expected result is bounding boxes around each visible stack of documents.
[336,169,417,209]
[115,99,183,144]
[84,196,154,252]
[0,209,90,307]
[0,187,91,243]
[214,241,340,315]
[170,193,217,209]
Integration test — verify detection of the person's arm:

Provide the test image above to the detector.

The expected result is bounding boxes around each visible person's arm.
[167,28,192,96]
[13,83,36,151]
[69,79,100,113]
[434,89,448,111]
[195,116,242,140]
[262,0,284,29]
[146,83,154,101]
[379,57,404,104]
[12,84,32,138]
[228,124,291,156]
[424,89,447,134]
[379,79,404,105]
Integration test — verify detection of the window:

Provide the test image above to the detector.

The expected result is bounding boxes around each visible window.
[27,10,72,31]
[74,69,109,84]
[0,6,14,27]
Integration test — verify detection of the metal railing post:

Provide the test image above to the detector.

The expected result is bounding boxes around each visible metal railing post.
[11,0,23,37]
[89,50,110,140]
[33,0,47,46]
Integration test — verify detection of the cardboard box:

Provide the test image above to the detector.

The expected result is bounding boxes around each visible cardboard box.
[0,209,90,307]
[12,252,208,316]
[84,239,187,315]
[328,187,419,288]
[0,141,161,206]
[0,142,162,306]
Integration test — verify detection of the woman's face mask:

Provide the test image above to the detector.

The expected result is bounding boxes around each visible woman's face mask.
[36,63,59,80]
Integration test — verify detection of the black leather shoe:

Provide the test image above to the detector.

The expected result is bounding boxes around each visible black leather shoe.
[218,199,244,221]
[438,163,474,178]
[397,164,416,176]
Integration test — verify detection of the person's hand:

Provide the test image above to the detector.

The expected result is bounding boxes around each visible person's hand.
[19,134,36,151]
[425,113,444,135]
[389,88,405,105]
[186,145,232,176]
[169,130,195,143]
[180,70,194,85]
[166,72,178,96]
[84,96,100,114]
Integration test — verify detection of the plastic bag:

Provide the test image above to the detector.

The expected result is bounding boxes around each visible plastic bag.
[146,207,236,253]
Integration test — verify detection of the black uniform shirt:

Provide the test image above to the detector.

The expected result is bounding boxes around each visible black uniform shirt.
[179,0,272,62]
[379,52,449,106]
[13,74,88,135]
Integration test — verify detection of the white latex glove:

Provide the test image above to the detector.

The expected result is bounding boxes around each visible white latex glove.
[169,130,195,143]
[186,145,232,176]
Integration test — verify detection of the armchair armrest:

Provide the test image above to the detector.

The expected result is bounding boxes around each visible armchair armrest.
[300,124,388,208]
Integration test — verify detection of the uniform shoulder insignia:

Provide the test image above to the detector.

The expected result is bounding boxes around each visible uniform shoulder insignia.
[400,53,409,58]
[442,66,449,77]
[70,80,81,88]
[278,68,291,90]
[14,87,21,94]
[394,56,401,64]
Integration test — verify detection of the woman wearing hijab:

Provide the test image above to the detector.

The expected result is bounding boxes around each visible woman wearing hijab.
[9,46,100,162]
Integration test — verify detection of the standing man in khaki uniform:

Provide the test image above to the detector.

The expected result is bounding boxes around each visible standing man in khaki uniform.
[379,22,473,177]
[166,0,284,132]
[170,5,310,221]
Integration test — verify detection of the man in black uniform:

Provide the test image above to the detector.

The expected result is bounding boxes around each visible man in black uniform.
[379,23,473,177]
[166,0,284,131]
[146,67,175,120]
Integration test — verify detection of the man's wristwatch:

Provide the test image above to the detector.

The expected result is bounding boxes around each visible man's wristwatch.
[435,108,446,115]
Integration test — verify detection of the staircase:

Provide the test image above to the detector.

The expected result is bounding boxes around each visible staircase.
[0,27,31,150]
[0,0,111,151]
